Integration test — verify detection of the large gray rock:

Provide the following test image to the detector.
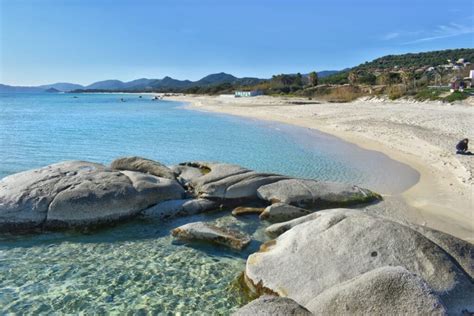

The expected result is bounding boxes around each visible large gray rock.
[306,266,447,315]
[0,161,185,230]
[142,198,217,219]
[265,209,337,237]
[245,209,473,314]
[171,164,205,186]
[259,203,313,223]
[171,221,251,250]
[257,179,381,209]
[110,156,176,180]
[265,208,360,237]
[184,162,288,201]
[412,225,474,279]
[233,295,311,316]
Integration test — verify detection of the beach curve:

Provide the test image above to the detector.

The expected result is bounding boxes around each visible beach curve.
[165,94,473,242]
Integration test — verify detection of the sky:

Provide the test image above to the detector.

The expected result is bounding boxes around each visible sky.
[0,0,473,86]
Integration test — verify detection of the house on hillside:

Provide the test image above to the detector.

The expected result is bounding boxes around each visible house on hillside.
[235,90,262,97]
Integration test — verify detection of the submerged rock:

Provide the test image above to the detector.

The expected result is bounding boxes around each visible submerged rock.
[257,179,381,209]
[245,209,474,314]
[306,266,447,315]
[142,198,217,219]
[232,295,311,316]
[110,156,176,180]
[0,161,185,230]
[259,203,312,223]
[171,221,251,250]
[232,206,265,216]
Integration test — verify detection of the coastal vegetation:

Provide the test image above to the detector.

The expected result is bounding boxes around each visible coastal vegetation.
[1,49,472,103]
[95,48,474,102]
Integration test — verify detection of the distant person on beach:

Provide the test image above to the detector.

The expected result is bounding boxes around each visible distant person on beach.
[456,138,472,155]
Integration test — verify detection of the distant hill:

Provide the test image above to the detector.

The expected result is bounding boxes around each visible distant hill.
[45,87,60,93]
[321,48,474,84]
[0,84,45,93]
[354,48,474,71]
[0,82,83,93]
[39,82,84,91]
[317,70,341,78]
[85,80,126,90]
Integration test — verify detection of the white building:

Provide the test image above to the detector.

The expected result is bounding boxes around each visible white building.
[235,90,262,97]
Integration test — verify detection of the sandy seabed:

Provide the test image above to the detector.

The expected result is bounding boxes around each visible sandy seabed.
[165,94,473,242]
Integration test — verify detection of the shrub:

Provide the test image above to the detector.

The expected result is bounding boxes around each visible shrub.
[387,85,406,100]
[443,91,468,102]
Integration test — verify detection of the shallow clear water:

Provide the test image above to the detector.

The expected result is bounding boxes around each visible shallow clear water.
[0,93,419,314]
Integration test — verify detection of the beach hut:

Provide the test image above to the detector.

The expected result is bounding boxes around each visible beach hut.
[234,90,262,97]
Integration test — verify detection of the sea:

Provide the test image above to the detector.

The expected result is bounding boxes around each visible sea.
[0,92,419,314]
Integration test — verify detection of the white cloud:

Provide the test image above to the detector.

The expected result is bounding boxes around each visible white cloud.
[403,22,474,44]
[382,32,400,40]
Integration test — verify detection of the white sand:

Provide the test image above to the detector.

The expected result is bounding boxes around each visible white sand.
[164,94,473,242]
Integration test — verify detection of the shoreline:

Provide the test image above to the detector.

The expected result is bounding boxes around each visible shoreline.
[165,94,473,242]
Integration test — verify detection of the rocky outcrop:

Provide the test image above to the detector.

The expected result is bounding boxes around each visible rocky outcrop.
[142,198,217,219]
[232,206,265,216]
[245,209,474,314]
[179,162,381,212]
[0,161,185,230]
[110,156,176,179]
[183,162,288,201]
[171,164,206,186]
[306,266,447,315]
[171,221,251,250]
[259,203,312,223]
[232,296,311,316]
[1,160,383,235]
[257,179,381,209]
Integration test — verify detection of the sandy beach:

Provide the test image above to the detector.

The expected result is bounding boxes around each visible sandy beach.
[165,94,473,242]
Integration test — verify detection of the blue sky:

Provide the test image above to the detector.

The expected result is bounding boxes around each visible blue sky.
[1,0,473,85]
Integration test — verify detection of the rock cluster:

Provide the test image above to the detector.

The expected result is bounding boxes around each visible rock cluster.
[0,158,381,231]
[1,157,472,314]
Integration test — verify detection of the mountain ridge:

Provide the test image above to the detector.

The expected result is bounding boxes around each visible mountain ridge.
[0,71,333,93]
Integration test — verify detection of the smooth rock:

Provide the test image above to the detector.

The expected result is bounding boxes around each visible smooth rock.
[259,203,312,223]
[171,164,205,186]
[0,161,185,230]
[232,295,311,316]
[257,179,381,209]
[245,209,474,314]
[232,206,265,216]
[412,225,474,279]
[265,213,319,238]
[172,221,251,250]
[142,198,217,219]
[306,266,447,315]
[110,156,176,179]
[184,162,287,201]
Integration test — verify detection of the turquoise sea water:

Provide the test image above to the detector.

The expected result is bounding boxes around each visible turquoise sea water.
[0,93,418,314]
